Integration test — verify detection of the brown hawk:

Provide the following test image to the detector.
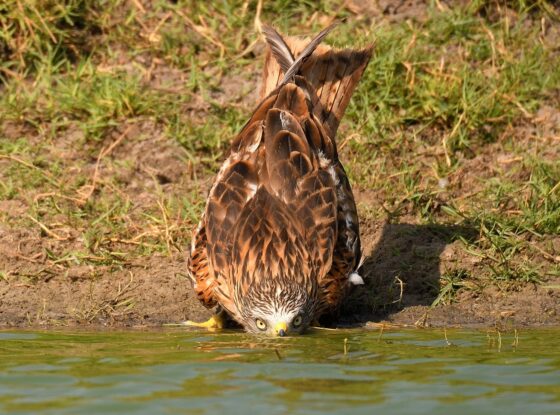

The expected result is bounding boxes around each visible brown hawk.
[186,23,373,336]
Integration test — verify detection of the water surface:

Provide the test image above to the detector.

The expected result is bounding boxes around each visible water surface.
[0,328,559,414]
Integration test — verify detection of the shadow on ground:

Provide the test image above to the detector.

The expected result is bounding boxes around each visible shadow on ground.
[339,222,478,325]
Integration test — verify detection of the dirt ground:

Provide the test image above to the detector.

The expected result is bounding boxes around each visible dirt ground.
[1,0,560,330]
[2,185,559,329]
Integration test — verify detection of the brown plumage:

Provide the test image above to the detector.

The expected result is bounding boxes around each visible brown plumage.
[187,23,373,335]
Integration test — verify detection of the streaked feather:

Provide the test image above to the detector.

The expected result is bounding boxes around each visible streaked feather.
[280,22,339,85]
[261,24,294,74]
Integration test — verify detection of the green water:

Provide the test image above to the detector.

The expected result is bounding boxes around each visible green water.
[0,329,559,415]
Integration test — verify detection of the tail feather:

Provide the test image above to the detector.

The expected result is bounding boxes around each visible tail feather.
[260,26,373,138]
[261,25,294,74]
[278,23,338,85]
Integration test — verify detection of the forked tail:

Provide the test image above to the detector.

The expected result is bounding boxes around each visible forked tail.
[261,24,374,138]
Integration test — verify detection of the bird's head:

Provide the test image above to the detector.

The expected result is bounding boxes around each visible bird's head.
[236,279,317,336]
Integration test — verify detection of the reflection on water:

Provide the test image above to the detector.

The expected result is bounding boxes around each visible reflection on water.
[0,328,559,415]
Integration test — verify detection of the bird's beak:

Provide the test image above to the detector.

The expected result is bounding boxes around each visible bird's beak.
[275,322,288,337]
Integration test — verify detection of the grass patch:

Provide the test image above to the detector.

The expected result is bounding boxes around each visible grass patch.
[0,0,559,299]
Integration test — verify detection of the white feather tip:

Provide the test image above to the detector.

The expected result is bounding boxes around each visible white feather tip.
[349,272,364,286]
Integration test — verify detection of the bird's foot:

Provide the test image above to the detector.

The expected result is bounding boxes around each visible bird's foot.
[180,312,226,331]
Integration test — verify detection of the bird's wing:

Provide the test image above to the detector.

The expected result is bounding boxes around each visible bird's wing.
[265,81,340,278]
[187,218,216,308]
[316,161,362,314]
[229,188,314,293]
[262,80,361,314]
[269,83,360,315]
[188,96,270,316]
[192,79,340,317]
[259,26,369,315]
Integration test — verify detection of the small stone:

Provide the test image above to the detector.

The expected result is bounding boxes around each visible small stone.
[438,178,449,189]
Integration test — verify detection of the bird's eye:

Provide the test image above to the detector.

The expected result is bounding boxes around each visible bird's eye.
[293,315,303,327]
[255,318,267,331]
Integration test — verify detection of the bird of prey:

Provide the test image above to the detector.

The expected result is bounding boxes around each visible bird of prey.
[186,23,373,336]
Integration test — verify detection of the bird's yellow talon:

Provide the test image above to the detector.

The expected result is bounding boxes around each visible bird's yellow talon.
[181,313,226,331]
